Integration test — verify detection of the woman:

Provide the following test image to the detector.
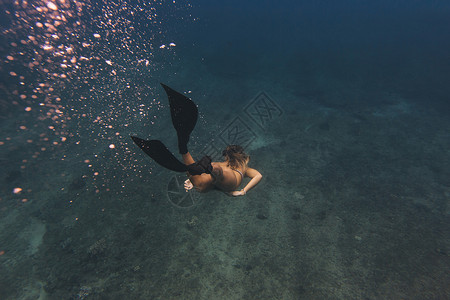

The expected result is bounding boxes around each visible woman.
[183,145,262,196]
[132,84,262,196]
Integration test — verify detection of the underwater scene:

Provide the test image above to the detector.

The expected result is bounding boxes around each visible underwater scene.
[1,0,449,299]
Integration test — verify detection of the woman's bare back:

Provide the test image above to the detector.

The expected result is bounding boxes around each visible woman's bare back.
[211,162,244,192]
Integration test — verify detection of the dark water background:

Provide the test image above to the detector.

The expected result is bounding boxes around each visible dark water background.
[1,0,449,299]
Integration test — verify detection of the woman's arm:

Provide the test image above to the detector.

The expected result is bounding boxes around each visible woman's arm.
[230,167,262,197]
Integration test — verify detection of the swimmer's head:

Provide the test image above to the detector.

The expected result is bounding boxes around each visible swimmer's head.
[222,145,249,169]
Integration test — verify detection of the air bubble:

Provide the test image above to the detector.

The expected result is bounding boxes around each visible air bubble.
[46,2,58,11]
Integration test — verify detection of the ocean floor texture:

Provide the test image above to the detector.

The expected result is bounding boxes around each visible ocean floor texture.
[1,1,450,299]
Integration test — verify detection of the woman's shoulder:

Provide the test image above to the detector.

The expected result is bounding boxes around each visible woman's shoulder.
[244,167,261,177]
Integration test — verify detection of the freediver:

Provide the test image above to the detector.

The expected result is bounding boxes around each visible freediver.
[131,84,262,196]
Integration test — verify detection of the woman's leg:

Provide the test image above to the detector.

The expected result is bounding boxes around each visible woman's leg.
[182,152,195,165]
[181,152,211,191]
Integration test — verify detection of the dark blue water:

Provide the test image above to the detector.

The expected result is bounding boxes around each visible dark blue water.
[1,0,449,299]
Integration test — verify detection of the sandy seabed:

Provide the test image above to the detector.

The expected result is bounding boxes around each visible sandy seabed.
[1,57,449,300]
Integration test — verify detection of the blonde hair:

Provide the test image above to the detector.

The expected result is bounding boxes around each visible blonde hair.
[222,145,249,170]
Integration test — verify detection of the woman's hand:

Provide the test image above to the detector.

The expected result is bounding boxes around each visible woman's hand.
[184,179,194,191]
[228,189,246,197]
